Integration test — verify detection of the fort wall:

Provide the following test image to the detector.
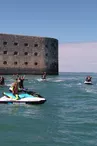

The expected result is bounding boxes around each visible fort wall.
[0,33,58,74]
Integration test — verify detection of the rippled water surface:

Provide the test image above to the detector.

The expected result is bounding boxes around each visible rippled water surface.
[0,72,97,146]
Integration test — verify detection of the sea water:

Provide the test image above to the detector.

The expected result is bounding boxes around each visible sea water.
[0,72,97,146]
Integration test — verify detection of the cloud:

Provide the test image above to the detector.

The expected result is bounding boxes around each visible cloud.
[59,42,97,72]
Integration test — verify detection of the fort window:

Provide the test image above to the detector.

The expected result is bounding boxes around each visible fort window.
[3,41,7,45]
[14,62,17,65]
[45,53,48,57]
[24,43,29,46]
[3,51,7,54]
[24,52,28,55]
[24,62,28,65]
[3,61,7,65]
[34,52,38,56]
[14,51,18,55]
[14,42,18,46]
[34,62,38,65]
[34,44,38,47]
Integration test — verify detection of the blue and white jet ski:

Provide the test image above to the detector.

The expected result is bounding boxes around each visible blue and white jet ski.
[0,92,46,105]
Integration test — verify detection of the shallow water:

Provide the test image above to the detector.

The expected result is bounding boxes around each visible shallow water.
[0,72,97,146]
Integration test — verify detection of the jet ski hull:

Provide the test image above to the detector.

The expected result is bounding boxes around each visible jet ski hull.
[0,92,46,105]
[84,81,92,85]
[0,99,46,105]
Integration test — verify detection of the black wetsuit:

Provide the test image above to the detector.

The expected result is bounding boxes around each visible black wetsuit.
[19,78,24,88]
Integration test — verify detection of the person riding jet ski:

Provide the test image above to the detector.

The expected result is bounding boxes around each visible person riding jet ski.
[18,76,25,89]
[86,76,92,82]
[10,79,20,100]
[41,72,47,79]
[84,76,92,85]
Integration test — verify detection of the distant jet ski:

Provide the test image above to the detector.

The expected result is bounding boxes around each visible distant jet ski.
[84,76,92,85]
[41,72,47,81]
[84,81,93,85]
[0,92,46,105]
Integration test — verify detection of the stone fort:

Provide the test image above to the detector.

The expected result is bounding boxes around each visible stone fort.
[0,33,58,75]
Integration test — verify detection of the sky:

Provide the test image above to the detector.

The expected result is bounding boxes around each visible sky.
[0,0,97,72]
[59,42,97,72]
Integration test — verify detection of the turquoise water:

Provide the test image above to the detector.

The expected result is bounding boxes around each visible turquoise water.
[0,72,97,146]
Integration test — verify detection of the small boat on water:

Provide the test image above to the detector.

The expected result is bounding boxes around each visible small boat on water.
[0,91,46,105]
[84,81,93,85]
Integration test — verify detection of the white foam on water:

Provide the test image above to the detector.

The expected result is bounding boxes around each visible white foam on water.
[53,79,64,83]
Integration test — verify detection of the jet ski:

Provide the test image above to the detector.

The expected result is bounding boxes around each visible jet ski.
[0,92,46,105]
[84,80,93,85]
[9,87,43,98]
[84,76,92,85]
[21,88,43,98]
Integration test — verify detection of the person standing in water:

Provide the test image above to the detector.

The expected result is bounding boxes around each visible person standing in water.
[0,76,5,85]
